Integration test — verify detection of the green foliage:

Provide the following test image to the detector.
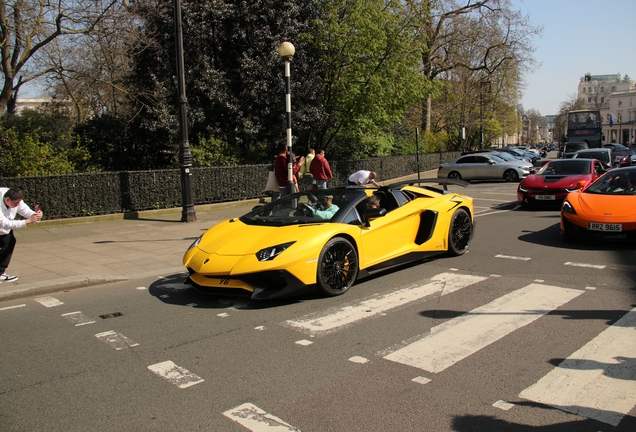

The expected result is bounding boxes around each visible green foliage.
[311,0,431,151]
[0,128,87,177]
[190,135,241,167]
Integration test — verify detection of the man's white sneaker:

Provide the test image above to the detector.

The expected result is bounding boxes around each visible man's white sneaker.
[0,273,18,282]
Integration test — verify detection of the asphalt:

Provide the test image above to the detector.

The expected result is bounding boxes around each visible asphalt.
[1,170,443,302]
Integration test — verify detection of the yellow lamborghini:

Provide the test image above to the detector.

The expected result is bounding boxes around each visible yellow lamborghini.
[183,179,474,299]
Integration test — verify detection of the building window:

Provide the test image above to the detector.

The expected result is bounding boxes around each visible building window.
[588,97,592,103]
[619,100,623,106]
[601,86,605,92]
[631,98,634,106]
[611,86,617,91]
[601,97,605,103]
[582,87,586,93]
[588,87,592,93]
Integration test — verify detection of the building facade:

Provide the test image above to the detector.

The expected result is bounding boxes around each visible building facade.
[576,73,635,145]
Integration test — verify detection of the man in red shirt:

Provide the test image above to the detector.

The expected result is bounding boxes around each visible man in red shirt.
[309,149,333,189]
[274,143,303,198]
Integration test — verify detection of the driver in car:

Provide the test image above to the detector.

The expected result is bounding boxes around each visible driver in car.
[302,194,339,220]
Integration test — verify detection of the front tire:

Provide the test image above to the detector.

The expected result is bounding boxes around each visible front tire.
[448,171,462,180]
[447,208,472,256]
[504,169,520,182]
[317,237,359,296]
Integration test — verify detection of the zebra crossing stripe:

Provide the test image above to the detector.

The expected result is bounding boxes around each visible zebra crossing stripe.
[223,403,300,431]
[147,361,204,389]
[285,273,487,336]
[384,283,584,373]
[519,307,636,426]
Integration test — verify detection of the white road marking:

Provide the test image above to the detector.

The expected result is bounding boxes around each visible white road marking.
[285,273,487,336]
[217,312,229,317]
[136,286,147,290]
[565,262,606,269]
[412,376,431,385]
[295,340,313,346]
[34,296,64,307]
[519,307,636,426]
[349,356,369,364]
[147,360,204,389]
[0,304,26,311]
[495,254,531,261]
[61,311,95,326]
[493,400,515,411]
[384,284,584,373]
[476,208,518,217]
[224,403,300,431]
[95,330,139,350]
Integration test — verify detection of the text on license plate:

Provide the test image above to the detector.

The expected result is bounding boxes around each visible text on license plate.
[536,195,555,200]
[588,223,622,232]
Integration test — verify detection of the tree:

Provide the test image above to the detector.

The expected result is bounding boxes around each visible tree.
[308,0,430,158]
[0,0,126,114]
[126,0,323,166]
[405,0,541,133]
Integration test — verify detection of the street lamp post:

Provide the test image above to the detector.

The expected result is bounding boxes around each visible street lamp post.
[174,0,196,222]
[278,42,295,195]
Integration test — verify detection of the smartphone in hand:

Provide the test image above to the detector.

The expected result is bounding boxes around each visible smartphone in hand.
[34,204,41,222]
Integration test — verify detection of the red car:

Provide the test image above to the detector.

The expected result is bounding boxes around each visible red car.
[517,158,607,207]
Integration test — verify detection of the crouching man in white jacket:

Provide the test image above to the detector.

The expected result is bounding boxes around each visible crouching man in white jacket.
[0,187,43,282]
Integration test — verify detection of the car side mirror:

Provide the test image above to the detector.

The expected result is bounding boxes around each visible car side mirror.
[576,180,587,190]
[363,207,387,227]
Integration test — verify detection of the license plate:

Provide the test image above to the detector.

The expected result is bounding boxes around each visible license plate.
[536,195,555,200]
[587,223,622,232]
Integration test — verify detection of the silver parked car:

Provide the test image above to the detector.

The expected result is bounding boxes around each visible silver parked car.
[438,154,533,182]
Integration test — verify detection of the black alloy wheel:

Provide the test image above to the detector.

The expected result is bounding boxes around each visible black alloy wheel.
[447,208,472,256]
[317,237,359,296]
[448,171,462,180]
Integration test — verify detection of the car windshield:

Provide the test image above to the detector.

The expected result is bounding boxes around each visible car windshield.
[492,152,515,161]
[566,143,587,151]
[490,154,505,163]
[240,189,365,226]
[537,160,591,175]
[585,170,636,195]
[574,151,609,163]
[507,148,524,156]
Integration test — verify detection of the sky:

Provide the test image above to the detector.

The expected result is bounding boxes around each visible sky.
[514,0,636,116]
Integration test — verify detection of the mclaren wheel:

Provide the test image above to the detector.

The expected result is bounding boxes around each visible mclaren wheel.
[447,208,472,256]
[561,216,578,242]
[448,171,462,180]
[317,237,359,296]
[503,169,520,182]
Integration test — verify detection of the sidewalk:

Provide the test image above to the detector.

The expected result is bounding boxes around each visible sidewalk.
[0,170,440,302]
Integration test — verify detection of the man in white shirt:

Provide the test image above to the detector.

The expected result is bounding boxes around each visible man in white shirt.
[348,170,379,187]
[0,187,42,282]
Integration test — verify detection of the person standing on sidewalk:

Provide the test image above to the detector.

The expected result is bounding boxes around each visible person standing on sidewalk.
[298,148,315,189]
[0,187,42,282]
[348,170,380,187]
[309,149,333,189]
[274,143,303,198]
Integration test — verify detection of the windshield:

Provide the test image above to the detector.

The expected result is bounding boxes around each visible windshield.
[240,189,365,226]
[537,160,591,175]
[585,170,636,195]
[492,152,514,161]
[566,143,587,151]
[573,151,609,163]
[507,148,524,156]
[490,154,505,163]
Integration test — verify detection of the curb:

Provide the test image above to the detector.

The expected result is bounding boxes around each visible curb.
[0,266,187,302]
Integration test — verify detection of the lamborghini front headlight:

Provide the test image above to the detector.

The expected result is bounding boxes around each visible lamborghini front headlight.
[256,241,296,261]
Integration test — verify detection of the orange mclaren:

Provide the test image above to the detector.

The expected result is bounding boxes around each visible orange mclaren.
[561,167,636,241]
